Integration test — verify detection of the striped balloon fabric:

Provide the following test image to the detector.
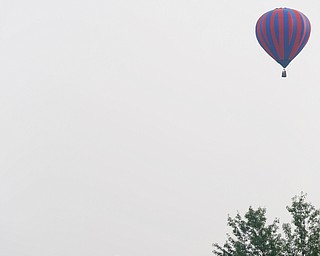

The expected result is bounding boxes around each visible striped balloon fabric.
[256,8,311,77]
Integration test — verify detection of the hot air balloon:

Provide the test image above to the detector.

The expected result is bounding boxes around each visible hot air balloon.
[256,8,311,77]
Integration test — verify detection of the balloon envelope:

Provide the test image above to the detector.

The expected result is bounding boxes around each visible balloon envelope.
[256,8,311,69]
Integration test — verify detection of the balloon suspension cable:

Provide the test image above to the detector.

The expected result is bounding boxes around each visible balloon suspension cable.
[282,68,287,78]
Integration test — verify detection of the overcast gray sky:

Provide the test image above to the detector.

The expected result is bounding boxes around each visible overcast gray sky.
[0,0,320,255]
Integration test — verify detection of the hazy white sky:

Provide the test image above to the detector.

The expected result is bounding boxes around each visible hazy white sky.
[0,0,319,255]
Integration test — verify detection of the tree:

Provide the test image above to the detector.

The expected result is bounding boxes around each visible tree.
[213,193,320,256]
[283,194,320,256]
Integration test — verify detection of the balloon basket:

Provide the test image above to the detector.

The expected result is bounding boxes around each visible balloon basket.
[282,69,287,78]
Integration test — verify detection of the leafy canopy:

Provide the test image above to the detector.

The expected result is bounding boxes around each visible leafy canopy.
[213,193,320,256]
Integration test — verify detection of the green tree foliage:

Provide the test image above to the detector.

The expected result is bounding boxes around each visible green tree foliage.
[213,193,320,256]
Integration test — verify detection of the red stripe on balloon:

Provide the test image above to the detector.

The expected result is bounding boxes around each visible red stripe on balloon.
[298,14,308,49]
[278,9,284,59]
[289,10,302,59]
[270,10,280,59]
[288,11,294,44]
